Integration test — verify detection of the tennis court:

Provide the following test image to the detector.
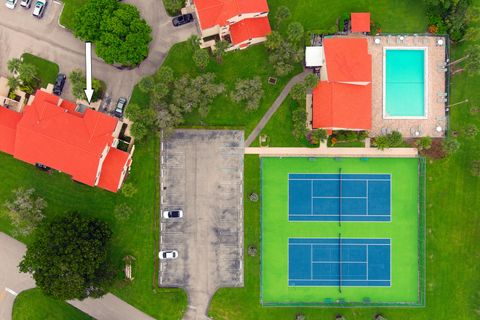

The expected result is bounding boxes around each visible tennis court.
[289,173,391,221]
[288,238,391,287]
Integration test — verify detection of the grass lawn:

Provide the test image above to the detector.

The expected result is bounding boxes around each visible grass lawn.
[162,42,302,136]
[12,289,92,320]
[21,53,59,90]
[59,0,86,30]
[251,97,312,148]
[261,157,420,305]
[3,124,187,318]
[269,0,428,34]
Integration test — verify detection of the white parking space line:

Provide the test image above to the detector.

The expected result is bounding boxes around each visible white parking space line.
[5,287,17,296]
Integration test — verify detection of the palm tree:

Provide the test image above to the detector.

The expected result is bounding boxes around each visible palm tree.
[450,45,480,75]
[7,58,22,75]
[214,40,229,63]
[18,63,39,86]
[7,76,20,92]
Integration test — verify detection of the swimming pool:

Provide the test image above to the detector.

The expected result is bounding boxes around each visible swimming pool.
[384,48,427,118]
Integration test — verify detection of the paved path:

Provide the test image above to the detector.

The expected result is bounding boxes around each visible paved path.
[0,232,154,320]
[244,146,419,157]
[244,69,311,146]
[0,0,196,101]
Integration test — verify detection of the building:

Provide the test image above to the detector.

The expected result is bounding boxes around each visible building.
[0,90,133,192]
[311,37,372,133]
[190,0,272,51]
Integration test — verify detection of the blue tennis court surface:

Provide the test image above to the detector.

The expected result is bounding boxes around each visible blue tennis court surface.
[289,173,391,221]
[288,238,391,287]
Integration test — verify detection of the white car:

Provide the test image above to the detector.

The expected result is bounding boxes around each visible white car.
[20,0,31,8]
[162,209,183,219]
[159,250,178,260]
[5,0,17,9]
[32,0,46,18]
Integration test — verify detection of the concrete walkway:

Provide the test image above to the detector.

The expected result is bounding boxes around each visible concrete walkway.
[0,232,154,320]
[244,146,419,157]
[244,70,311,146]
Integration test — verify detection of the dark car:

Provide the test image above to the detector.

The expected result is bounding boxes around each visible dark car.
[35,163,50,171]
[114,97,127,118]
[172,13,194,27]
[53,73,66,96]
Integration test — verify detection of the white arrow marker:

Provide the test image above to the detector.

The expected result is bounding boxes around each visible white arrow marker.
[84,42,94,103]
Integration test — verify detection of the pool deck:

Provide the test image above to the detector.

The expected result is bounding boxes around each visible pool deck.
[369,35,447,138]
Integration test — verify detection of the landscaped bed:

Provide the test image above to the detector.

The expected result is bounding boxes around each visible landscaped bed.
[21,53,59,89]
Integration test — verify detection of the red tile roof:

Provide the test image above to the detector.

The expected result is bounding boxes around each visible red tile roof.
[194,0,269,30]
[97,148,130,192]
[312,82,372,130]
[351,12,370,33]
[323,37,371,82]
[312,37,372,130]
[0,107,22,155]
[229,17,271,45]
[11,90,128,190]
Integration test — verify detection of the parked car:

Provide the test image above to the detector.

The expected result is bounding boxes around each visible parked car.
[172,14,194,27]
[52,73,66,96]
[32,0,46,18]
[35,163,50,171]
[163,209,183,219]
[5,0,17,9]
[20,0,31,8]
[113,97,127,118]
[159,250,178,260]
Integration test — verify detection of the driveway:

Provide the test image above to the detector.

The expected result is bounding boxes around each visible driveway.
[160,130,245,320]
[0,232,155,320]
[0,0,196,101]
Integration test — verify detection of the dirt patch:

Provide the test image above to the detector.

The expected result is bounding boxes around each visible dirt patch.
[405,138,446,159]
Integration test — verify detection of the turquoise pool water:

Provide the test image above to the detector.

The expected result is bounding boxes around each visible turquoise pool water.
[385,49,425,117]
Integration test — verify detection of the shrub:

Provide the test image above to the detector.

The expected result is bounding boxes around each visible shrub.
[121,183,137,198]
[292,108,308,140]
[471,160,480,177]
[114,203,133,221]
[416,136,432,151]
[163,0,184,16]
[375,135,389,150]
[386,131,404,147]
[442,137,460,154]
[463,123,478,138]
[308,129,327,144]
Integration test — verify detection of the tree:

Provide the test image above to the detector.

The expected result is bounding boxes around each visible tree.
[95,4,152,66]
[287,22,304,43]
[442,137,460,154]
[73,0,118,41]
[291,108,307,140]
[269,40,304,76]
[193,49,210,70]
[290,82,306,102]
[265,31,283,51]
[374,314,388,320]
[125,103,158,139]
[471,160,480,177]
[138,76,155,93]
[463,45,480,75]
[7,76,20,92]
[214,40,230,63]
[19,212,115,300]
[230,77,264,111]
[275,5,291,27]
[463,123,478,137]
[4,188,46,236]
[188,35,200,49]
[7,58,22,75]
[69,69,103,102]
[416,136,432,151]
[163,0,184,15]
[154,66,174,85]
[304,73,319,90]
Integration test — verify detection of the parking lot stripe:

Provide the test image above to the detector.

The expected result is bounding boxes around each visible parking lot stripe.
[5,288,17,296]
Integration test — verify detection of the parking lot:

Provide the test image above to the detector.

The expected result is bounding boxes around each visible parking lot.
[159,130,244,319]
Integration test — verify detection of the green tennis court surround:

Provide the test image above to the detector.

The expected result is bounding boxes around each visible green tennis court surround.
[261,157,424,306]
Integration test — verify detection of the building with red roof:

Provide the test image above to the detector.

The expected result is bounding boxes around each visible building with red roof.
[312,37,372,131]
[351,12,371,33]
[192,0,271,51]
[0,90,132,192]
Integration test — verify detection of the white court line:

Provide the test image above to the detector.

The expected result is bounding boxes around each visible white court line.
[5,288,17,296]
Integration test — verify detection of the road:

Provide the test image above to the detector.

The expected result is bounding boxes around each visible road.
[0,232,155,320]
[0,0,196,101]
